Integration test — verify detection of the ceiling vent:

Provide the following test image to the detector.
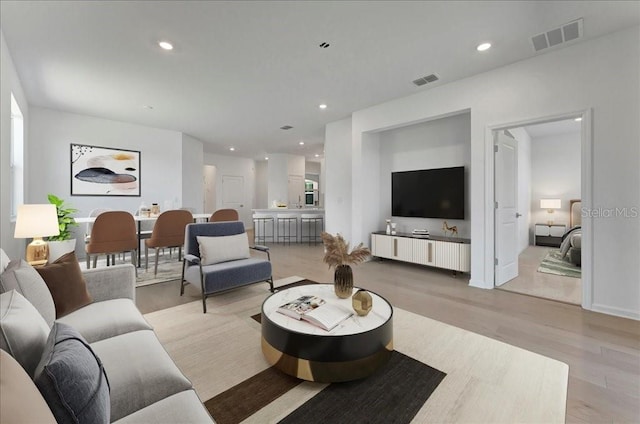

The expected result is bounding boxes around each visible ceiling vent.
[531,18,582,52]
[412,73,439,87]
[280,125,293,130]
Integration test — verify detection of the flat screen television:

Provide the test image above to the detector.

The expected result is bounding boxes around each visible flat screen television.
[392,166,465,219]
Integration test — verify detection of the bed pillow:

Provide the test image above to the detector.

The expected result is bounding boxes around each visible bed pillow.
[0,290,51,377]
[197,233,250,265]
[34,322,110,424]
[35,251,93,318]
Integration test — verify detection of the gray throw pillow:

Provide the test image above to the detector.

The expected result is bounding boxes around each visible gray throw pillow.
[0,259,56,327]
[34,322,110,424]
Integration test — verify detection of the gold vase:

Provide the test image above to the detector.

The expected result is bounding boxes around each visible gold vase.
[334,264,353,298]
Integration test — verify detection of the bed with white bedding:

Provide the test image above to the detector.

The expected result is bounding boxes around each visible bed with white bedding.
[560,199,582,266]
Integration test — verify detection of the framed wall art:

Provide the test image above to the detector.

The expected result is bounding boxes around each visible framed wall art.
[70,143,141,196]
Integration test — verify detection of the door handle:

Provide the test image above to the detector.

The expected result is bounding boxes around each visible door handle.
[515,213,522,218]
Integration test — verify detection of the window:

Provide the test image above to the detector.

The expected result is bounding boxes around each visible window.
[10,93,24,218]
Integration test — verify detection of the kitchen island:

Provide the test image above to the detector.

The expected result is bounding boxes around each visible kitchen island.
[252,208,325,244]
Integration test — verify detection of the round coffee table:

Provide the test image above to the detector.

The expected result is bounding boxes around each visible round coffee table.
[261,283,393,383]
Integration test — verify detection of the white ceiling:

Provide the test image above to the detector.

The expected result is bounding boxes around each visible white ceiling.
[1,1,638,160]
[524,118,582,139]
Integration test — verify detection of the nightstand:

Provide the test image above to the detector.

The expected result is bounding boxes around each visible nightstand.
[535,223,566,247]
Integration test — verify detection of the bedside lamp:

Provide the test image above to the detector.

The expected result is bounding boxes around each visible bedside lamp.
[540,198,561,225]
[14,204,60,266]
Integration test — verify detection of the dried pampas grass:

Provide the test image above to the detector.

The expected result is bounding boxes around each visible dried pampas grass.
[321,232,370,269]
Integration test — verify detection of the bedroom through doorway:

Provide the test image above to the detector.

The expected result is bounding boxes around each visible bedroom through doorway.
[495,117,583,305]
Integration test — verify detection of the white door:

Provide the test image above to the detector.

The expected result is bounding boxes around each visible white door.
[222,175,246,224]
[287,175,304,208]
[495,131,519,286]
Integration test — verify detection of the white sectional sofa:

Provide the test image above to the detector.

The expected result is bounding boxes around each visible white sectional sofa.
[0,249,214,423]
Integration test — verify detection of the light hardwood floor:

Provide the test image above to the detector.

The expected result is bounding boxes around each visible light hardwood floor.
[136,244,640,423]
[498,245,582,305]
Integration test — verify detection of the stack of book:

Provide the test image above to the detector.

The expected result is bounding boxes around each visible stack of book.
[411,229,430,238]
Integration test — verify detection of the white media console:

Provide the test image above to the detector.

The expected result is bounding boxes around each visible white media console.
[371,231,470,273]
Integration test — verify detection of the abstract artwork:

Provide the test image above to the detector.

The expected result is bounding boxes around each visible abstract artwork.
[70,143,141,196]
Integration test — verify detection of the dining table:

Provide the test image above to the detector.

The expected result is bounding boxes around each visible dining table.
[75,212,211,267]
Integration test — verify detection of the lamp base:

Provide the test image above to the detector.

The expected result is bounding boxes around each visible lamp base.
[26,238,49,266]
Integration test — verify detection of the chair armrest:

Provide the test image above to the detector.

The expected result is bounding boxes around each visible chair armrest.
[184,254,200,265]
[82,264,136,302]
[250,245,271,261]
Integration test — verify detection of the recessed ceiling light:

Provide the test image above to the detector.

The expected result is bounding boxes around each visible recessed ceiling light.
[315,154,320,158]
[299,141,305,146]
[574,117,582,122]
[477,42,491,52]
[265,157,269,160]
[319,104,327,109]
[158,41,173,51]
[229,147,235,151]
[143,105,154,110]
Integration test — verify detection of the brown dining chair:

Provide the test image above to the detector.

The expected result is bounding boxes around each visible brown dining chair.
[145,209,193,276]
[85,211,138,274]
[209,209,239,222]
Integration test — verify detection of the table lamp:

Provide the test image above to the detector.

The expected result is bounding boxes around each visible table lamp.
[540,198,561,225]
[14,204,60,266]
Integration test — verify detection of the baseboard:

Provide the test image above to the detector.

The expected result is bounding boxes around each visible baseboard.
[590,303,640,321]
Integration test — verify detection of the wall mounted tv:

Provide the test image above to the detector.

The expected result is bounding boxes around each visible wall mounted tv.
[392,166,465,219]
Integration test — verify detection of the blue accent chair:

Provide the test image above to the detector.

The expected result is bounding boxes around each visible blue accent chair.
[181,221,273,313]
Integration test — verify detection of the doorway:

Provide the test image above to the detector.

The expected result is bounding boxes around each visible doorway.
[493,114,588,306]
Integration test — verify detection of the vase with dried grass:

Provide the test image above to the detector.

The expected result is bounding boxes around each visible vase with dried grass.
[320,232,370,298]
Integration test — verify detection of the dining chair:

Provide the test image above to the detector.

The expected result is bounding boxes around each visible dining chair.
[145,210,193,276]
[209,209,239,222]
[85,211,138,274]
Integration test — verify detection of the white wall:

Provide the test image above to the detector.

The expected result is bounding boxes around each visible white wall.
[28,107,183,257]
[255,160,268,209]
[324,118,352,236]
[378,112,471,237]
[181,134,204,213]
[0,30,29,258]
[204,153,255,228]
[530,131,581,229]
[267,154,288,206]
[510,128,532,250]
[326,26,640,319]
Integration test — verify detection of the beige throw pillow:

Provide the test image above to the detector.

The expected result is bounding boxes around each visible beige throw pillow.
[197,234,250,266]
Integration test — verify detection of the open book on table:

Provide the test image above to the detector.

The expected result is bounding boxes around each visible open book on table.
[277,295,353,331]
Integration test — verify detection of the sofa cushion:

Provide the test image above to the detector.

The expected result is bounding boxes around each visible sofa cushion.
[184,257,272,294]
[0,248,10,273]
[1,349,57,424]
[197,233,249,265]
[35,251,93,318]
[0,290,51,377]
[34,322,110,424]
[58,298,152,343]
[113,390,213,424]
[92,330,192,421]
[0,259,56,327]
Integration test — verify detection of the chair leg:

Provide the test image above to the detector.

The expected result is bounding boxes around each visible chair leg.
[180,260,186,296]
[93,256,98,268]
[131,250,138,277]
[145,245,149,271]
[178,247,182,261]
[154,248,159,277]
[268,277,274,293]
[86,254,90,269]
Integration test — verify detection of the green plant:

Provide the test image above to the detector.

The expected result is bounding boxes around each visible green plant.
[47,194,78,241]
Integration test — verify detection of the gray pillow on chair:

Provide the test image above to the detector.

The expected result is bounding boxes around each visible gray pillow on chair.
[34,322,110,424]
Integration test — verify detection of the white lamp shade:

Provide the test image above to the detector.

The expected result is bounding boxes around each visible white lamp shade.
[540,199,561,210]
[14,204,60,238]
